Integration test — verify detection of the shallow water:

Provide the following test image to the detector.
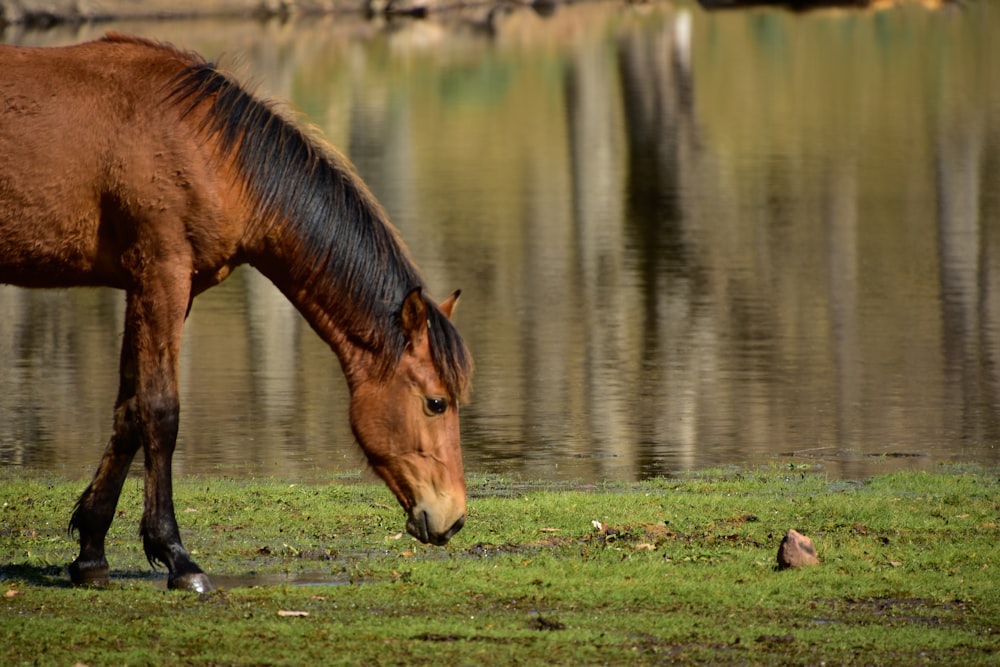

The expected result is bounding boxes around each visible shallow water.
[1,1,998,482]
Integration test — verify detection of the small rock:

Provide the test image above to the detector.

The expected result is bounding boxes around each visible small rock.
[777,529,819,569]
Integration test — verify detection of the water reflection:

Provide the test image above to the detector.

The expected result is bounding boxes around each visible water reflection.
[1,1,998,482]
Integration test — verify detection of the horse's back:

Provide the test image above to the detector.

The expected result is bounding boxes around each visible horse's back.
[0,36,225,289]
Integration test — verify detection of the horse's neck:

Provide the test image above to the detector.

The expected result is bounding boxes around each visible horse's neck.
[273,267,373,383]
[246,231,388,389]
[234,143,414,386]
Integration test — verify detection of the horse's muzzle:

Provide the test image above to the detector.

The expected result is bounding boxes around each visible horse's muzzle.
[406,511,465,546]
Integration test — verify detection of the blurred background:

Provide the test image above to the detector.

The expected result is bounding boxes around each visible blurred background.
[1,0,997,482]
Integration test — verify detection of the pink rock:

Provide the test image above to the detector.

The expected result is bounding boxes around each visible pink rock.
[777,529,820,569]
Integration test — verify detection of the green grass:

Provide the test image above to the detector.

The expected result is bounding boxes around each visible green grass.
[2,466,998,665]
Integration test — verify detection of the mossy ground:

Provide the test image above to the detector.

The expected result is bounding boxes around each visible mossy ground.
[2,466,998,665]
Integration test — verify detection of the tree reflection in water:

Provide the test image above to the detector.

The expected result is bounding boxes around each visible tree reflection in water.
[1,1,998,480]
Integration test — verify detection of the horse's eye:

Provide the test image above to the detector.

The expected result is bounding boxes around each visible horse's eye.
[425,397,448,415]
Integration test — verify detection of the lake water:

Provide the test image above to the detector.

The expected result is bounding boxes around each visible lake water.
[1,0,998,482]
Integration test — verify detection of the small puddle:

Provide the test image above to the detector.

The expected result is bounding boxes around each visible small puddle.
[152,571,359,591]
[212,572,357,589]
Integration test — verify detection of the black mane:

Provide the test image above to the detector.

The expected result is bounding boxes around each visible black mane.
[166,60,471,400]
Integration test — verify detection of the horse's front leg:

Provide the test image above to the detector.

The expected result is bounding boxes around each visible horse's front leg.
[127,269,214,593]
[138,385,213,592]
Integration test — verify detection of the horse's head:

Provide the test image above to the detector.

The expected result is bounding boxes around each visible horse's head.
[349,289,468,546]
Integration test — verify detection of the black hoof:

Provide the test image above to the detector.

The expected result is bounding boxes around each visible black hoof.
[168,571,215,593]
[68,558,111,587]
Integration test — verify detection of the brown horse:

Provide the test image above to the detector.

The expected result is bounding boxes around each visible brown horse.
[0,33,472,592]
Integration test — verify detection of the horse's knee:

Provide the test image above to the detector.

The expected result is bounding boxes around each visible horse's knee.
[144,395,180,445]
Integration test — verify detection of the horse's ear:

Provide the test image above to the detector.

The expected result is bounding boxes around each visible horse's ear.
[400,287,428,345]
[439,290,461,320]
